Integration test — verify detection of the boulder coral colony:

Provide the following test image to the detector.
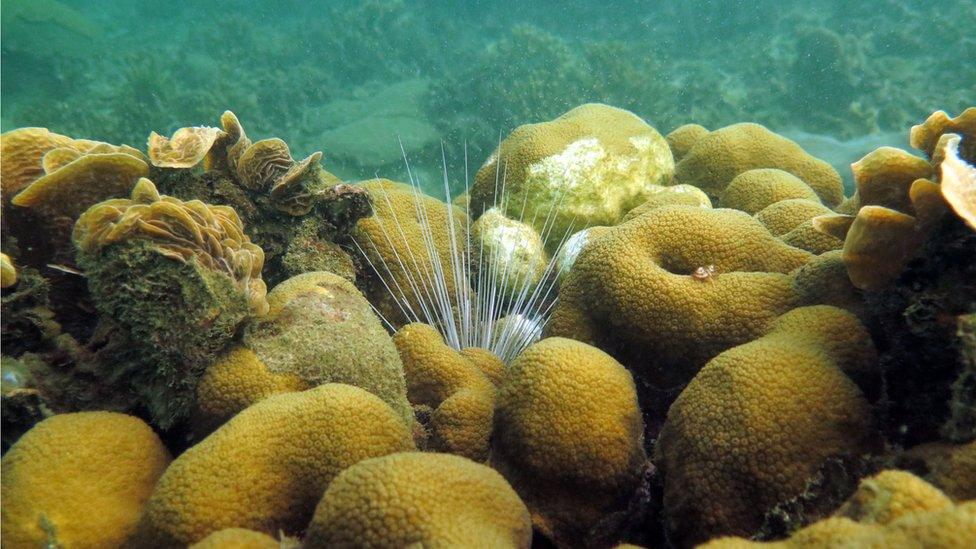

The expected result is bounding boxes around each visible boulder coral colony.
[0,98,974,548]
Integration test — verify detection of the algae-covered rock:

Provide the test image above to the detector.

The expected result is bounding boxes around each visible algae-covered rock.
[193,271,413,433]
[73,179,261,429]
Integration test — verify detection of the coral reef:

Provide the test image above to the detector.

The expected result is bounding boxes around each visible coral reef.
[547,204,812,388]
[673,123,843,206]
[470,103,674,252]
[304,452,532,547]
[0,60,973,548]
[134,384,415,546]
[492,337,647,546]
[655,306,875,546]
[193,271,413,434]
[1,412,171,548]
[393,322,498,460]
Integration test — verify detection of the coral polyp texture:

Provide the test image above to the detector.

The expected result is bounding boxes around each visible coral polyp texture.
[547,204,812,387]
[673,122,844,207]
[492,337,647,546]
[470,103,675,252]
[1,412,171,548]
[134,384,415,546]
[393,322,499,460]
[655,306,875,546]
[304,452,532,548]
[701,472,976,548]
[1,99,975,549]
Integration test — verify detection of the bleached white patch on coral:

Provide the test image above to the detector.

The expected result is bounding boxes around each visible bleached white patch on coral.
[629,135,654,152]
[529,137,605,192]
[554,227,593,282]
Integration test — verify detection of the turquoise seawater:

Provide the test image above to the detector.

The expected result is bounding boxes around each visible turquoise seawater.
[2,0,975,192]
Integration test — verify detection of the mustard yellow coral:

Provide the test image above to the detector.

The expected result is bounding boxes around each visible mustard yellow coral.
[620,183,712,222]
[192,346,307,434]
[655,306,874,546]
[673,123,843,207]
[702,481,976,548]
[910,107,975,162]
[393,322,497,460]
[1,412,171,548]
[836,470,953,526]
[470,103,675,251]
[189,528,280,549]
[665,123,709,162]
[492,337,646,545]
[900,440,976,502]
[546,204,812,387]
[1,127,73,203]
[353,178,468,328]
[304,452,532,548]
[752,197,843,254]
[135,384,415,546]
[719,168,821,214]
[1,252,17,288]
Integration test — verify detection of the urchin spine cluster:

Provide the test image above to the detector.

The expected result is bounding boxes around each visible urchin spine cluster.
[354,147,577,364]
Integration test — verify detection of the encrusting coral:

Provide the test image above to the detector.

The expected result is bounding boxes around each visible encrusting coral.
[134,384,415,546]
[303,452,532,548]
[1,412,171,548]
[655,306,876,546]
[470,103,675,252]
[492,337,647,546]
[393,322,499,460]
[193,271,414,434]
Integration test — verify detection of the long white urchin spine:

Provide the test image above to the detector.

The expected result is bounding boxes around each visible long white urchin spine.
[354,141,577,364]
